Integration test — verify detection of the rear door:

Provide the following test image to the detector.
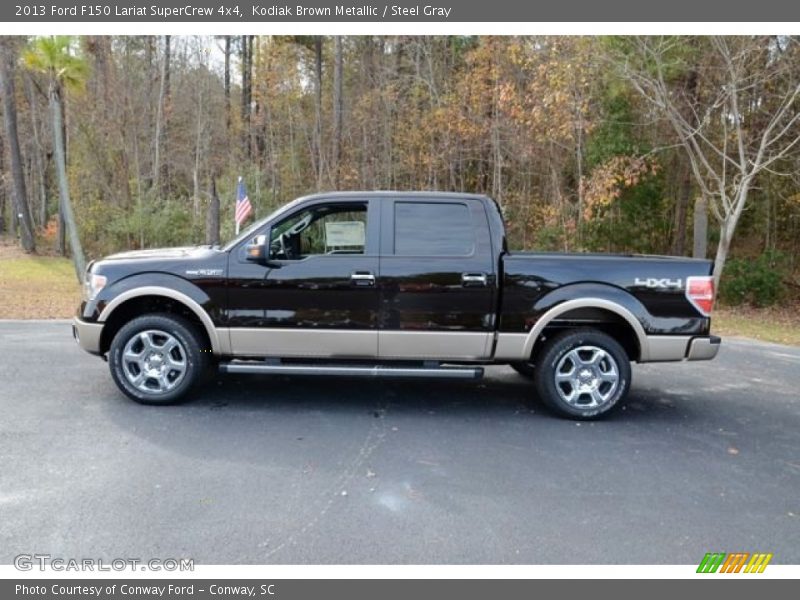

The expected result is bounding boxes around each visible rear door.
[377,197,496,360]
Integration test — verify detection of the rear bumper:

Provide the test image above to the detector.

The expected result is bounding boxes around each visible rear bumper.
[686,335,721,361]
[643,334,720,362]
[72,317,104,355]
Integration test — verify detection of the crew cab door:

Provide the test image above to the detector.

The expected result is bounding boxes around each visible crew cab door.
[226,198,380,358]
[377,197,496,360]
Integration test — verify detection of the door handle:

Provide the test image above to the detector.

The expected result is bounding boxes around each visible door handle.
[461,272,488,287]
[351,272,375,287]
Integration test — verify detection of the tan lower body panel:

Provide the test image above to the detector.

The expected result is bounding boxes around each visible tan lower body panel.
[73,317,104,354]
[222,328,492,360]
[644,335,691,362]
[494,332,697,363]
[221,326,700,363]
[378,331,493,360]
[493,333,528,361]
[225,328,377,358]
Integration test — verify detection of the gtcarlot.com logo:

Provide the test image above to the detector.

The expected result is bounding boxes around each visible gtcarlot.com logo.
[14,554,194,572]
[697,552,773,573]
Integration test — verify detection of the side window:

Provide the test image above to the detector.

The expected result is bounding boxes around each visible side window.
[394,202,475,256]
[269,203,367,260]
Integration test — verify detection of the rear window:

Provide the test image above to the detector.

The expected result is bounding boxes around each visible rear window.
[394,202,475,256]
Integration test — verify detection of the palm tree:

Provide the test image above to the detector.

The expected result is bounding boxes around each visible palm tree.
[23,36,87,280]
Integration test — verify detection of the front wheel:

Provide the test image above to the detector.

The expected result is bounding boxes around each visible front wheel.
[109,313,208,405]
[533,328,631,420]
[510,361,536,379]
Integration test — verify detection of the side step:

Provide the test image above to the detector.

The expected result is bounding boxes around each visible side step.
[219,361,484,380]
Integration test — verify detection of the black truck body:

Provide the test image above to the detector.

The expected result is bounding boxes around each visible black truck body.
[74,192,719,418]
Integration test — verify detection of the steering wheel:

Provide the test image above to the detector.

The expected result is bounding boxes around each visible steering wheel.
[278,232,288,258]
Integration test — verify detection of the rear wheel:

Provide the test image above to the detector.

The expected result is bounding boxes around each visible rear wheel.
[533,328,630,420]
[109,313,208,405]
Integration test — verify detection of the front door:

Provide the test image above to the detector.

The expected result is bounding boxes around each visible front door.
[377,197,496,360]
[226,199,380,358]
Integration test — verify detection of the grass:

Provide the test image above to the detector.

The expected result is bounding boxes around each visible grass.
[0,242,80,319]
[713,306,800,347]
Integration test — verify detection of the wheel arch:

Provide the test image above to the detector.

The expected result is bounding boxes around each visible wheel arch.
[523,298,649,363]
[98,287,223,355]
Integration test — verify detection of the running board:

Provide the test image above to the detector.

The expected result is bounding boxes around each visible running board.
[219,361,484,380]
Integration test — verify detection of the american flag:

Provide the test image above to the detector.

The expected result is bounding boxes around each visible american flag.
[235,176,252,232]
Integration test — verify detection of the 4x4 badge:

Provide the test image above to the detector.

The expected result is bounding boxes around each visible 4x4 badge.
[634,277,683,289]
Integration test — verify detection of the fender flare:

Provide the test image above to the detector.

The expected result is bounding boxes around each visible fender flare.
[522,297,650,361]
[98,286,223,355]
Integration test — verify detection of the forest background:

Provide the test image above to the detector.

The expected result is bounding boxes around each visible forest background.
[1,35,798,329]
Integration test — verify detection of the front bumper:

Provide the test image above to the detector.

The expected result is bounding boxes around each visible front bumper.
[72,317,104,355]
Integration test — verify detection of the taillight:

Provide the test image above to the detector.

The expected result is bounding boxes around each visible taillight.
[686,275,715,316]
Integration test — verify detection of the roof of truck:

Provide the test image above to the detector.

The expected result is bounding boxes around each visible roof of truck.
[294,190,493,202]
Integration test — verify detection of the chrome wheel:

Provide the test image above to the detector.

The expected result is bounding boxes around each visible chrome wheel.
[121,329,188,395]
[554,345,619,409]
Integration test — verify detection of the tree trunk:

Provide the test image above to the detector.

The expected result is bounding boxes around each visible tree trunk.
[152,35,170,194]
[0,131,6,234]
[145,36,154,154]
[672,160,691,255]
[692,196,707,260]
[332,36,343,188]
[314,36,324,190]
[50,84,86,281]
[224,36,231,131]
[673,65,699,256]
[0,41,36,253]
[152,38,167,192]
[26,73,48,230]
[205,176,220,246]
[240,35,248,124]
[713,222,732,291]
[240,35,252,155]
[57,199,65,255]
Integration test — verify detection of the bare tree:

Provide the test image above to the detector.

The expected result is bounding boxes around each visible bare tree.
[0,131,5,234]
[205,176,220,246]
[618,36,800,286]
[314,36,323,189]
[240,35,253,156]
[0,38,36,253]
[332,36,344,188]
[152,35,170,192]
[25,73,48,230]
[223,35,231,131]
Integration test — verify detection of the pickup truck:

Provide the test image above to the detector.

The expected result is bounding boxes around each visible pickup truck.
[73,192,720,419]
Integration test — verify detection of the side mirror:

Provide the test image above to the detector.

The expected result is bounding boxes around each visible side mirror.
[245,234,282,267]
[245,235,268,263]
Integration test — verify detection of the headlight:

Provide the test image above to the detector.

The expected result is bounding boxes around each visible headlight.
[84,270,107,301]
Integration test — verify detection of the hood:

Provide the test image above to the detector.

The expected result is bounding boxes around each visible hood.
[101,246,218,262]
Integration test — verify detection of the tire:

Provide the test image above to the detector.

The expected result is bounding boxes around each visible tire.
[533,328,631,420]
[510,361,536,379]
[108,313,208,405]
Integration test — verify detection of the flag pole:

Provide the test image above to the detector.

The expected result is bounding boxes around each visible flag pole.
[235,176,241,235]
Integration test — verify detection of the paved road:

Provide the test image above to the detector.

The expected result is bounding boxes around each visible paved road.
[1,321,798,564]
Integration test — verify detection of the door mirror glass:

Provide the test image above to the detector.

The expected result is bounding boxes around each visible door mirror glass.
[245,234,267,263]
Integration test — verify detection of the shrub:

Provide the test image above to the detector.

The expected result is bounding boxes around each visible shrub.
[718,250,787,307]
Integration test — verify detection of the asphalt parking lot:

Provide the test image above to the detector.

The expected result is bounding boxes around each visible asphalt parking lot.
[1,321,798,564]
